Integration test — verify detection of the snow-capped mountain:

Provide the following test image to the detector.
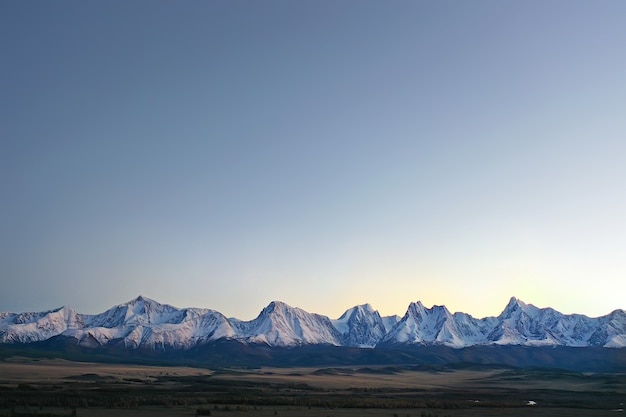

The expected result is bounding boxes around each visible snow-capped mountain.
[0,306,83,344]
[332,304,398,347]
[378,297,625,349]
[486,297,625,347]
[230,301,342,346]
[379,302,496,348]
[82,295,210,328]
[0,296,233,350]
[0,296,624,350]
[65,309,236,350]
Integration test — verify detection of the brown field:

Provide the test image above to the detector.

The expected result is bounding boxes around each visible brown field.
[1,358,624,417]
[0,357,213,384]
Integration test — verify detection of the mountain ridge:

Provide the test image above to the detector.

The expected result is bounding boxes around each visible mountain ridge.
[1,296,624,350]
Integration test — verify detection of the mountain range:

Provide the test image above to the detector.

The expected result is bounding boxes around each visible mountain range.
[1,296,624,351]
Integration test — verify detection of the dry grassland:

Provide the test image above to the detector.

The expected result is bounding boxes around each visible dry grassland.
[0,357,212,385]
[0,358,623,417]
[212,367,500,389]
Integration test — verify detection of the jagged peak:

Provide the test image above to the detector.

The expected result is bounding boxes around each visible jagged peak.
[500,296,523,315]
[403,301,423,318]
[507,296,522,307]
[407,301,450,316]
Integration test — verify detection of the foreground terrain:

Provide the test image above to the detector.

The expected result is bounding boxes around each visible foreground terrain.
[0,358,624,417]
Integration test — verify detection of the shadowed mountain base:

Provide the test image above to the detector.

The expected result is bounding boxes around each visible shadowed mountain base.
[1,337,624,373]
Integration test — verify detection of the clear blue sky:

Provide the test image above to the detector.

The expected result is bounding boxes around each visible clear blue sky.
[2,1,625,320]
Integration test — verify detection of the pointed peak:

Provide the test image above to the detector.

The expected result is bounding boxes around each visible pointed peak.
[500,296,530,317]
[510,296,528,307]
[118,295,161,308]
[263,301,294,313]
[131,295,156,303]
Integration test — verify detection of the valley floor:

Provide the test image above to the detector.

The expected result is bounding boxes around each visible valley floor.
[0,358,623,417]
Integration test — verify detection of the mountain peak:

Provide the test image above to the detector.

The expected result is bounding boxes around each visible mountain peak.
[500,296,526,316]
[332,304,386,348]
[507,296,521,306]
[127,295,157,305]
[242,301,341,346]
[264,301,292,313]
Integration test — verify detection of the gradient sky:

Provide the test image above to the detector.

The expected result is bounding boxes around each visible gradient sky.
[2,1,625,321]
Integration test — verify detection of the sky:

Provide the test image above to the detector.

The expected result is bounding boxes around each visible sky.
[2,1,625,321]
